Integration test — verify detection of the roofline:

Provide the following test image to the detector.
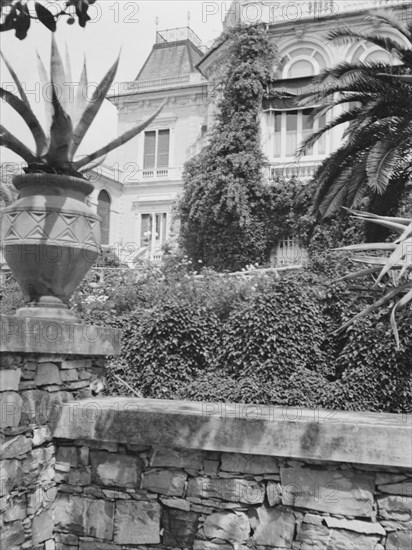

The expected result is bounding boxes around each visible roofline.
[135,39,206,82]
[107,81,207,103]
[196,38,227,77]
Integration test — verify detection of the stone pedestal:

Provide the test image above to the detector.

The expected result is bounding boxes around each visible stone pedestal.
[0,314,120,550]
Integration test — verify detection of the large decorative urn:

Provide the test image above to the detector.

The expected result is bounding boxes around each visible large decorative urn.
[0,173,101,321]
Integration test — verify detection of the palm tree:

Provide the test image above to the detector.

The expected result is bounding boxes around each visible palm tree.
[299,11,412,219]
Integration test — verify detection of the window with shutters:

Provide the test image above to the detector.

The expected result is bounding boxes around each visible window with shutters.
[143,129,170,169]
[268,109,327,159]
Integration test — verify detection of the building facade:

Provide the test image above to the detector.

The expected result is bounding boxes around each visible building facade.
[91,0,410,265]
[89,27,209,264]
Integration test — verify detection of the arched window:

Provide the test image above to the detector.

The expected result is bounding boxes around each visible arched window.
[97,190,111,245]
[288,58,316,78]
[281,43,328,79]
[351,43,394,65]
[364,49,392,63]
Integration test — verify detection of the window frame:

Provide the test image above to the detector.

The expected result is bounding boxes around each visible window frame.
[143,128,171,169]
[139,212,168,248]
[268,108,328,160]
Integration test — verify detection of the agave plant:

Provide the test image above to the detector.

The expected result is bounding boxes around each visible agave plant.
[335,209,412,349]
[0,36,164,178]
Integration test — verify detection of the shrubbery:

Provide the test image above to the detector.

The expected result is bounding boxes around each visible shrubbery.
[3,261,411,413]
[81,263,412,412]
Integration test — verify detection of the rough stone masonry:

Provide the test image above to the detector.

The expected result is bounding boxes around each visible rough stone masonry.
[1,315,411,549]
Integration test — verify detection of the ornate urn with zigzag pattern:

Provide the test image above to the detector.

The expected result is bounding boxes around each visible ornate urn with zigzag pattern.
[0,39,164,320]
[1,174,100,320]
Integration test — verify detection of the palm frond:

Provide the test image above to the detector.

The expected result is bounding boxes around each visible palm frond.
[366,142,399,193]
[365,11,412,43]
[327,27,409,58]
[298,106,365,156]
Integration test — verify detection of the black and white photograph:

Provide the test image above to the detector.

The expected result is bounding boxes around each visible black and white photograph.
[0,1,411,548]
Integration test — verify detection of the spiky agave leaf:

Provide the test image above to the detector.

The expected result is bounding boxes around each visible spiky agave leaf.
[36,51,54,132]
[0,125,36,163]
[0,41,165,176]
[374,234,412,285]
[73,99,167,170]
[350,255,405,267]
[342,208,412,226]
[69,55,120,159]
[45,87,73,167]
[336,209,412,349]
[78,154,107,173]
[335,266,382,283]
[73,57,89,128]
[335,243,396,252]
[390,288,412,349]
[50,35,70,113]
[0,88,48,157]
[64,43,76,123]
[0,51,31,107]
[335,285,407,335]
[347,214,408,234]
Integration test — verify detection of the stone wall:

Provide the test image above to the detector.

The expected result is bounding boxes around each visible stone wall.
[52,441,412,550]
[51,398,412,550]
[0,315,120,550]
[1,315,411,550]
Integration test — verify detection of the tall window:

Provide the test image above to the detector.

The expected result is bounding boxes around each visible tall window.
[97,190,111,245]
[270,109,326,158]
[273,112,282,157]
[140,213,167,248]
[281,45,328,78]
[143,129,170,169]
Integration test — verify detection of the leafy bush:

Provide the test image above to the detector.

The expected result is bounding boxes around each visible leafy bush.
[178,24,279,270]
[0,273,24,314]
[222,278,326,377]
[119,301,221,398]
[2,263,410,413]
[329,309,412,413]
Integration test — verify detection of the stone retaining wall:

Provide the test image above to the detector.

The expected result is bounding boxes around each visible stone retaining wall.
[0,316,120,550]
[1,315,411,550]
[0,352,109,549]
[52,440,412,550]
[51,398,412,550]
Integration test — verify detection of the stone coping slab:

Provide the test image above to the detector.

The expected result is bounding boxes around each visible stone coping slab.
[0,315,120,356]
[53,398,412,468]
